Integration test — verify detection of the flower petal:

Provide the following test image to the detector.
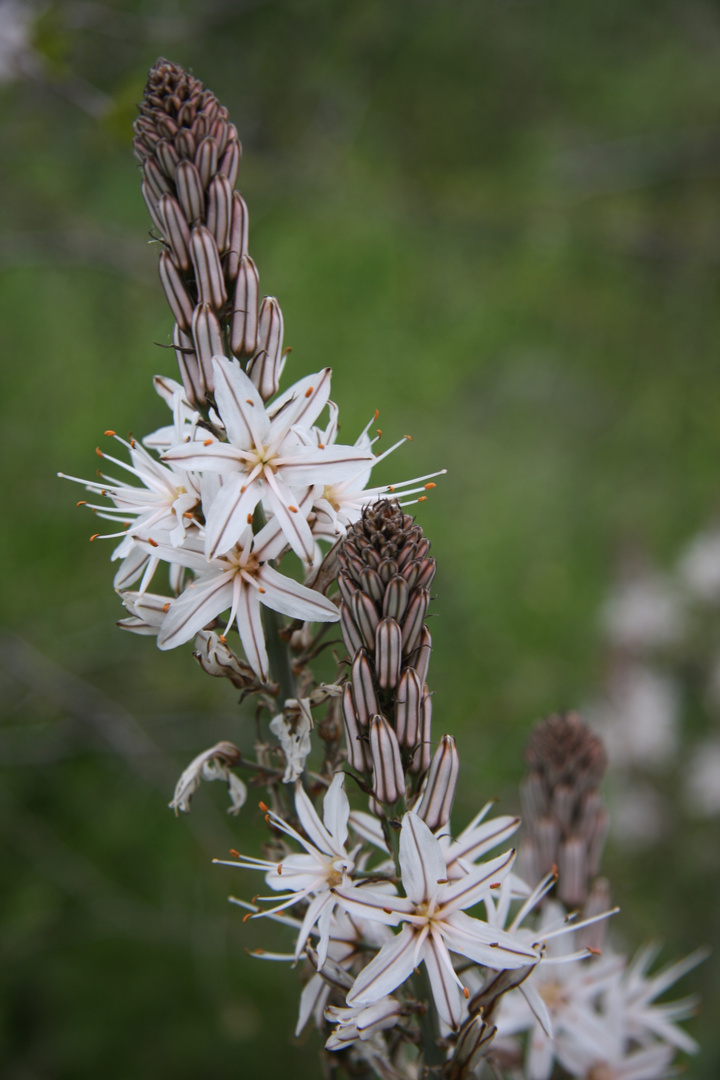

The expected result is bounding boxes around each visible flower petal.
[157,573,234,650]
[257,564,340,624]
[235,580,268,681]
[212,354,270,448]
[347,925,418,1007]
[204,474,262,559]
[399,812,447,905]
[442,910,538,969]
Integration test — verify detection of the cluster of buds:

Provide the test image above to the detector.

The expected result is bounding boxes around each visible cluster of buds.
[519,711,609,907]
[337,501,455,816]
[134,58,284,407]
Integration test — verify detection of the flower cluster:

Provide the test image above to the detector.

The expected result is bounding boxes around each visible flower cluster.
[62,59,704,1080]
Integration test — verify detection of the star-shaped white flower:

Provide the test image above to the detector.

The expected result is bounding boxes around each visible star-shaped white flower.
[215,774,361,968]
[131,516,339,681]
[59,431,202,593]
[303,402,446,542]
[334,812,539,1030]
[162,356,373,563]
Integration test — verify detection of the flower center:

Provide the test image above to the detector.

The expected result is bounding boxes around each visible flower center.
[538,978,567,1011]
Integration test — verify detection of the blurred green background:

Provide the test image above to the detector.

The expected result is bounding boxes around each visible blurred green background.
[1,0,719,1076]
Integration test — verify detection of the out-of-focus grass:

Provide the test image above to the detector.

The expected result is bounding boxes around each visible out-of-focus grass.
[1,2,719,1076]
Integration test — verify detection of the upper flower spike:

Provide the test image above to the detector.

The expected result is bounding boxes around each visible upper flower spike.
[134,59,284,405]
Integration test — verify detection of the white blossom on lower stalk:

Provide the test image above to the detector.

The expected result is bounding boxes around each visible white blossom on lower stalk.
[334,811,539,1030]
[325,997,405,1051]
[129,521,339,682]
[168,741,246,815]
[215,774,362,968]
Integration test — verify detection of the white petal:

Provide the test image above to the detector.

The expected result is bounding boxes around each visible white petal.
[439,849,516,915]
[347,925,418,1007]
[157,575,234,650]
[295,783,337,855]
[422,932,464,1030]
[257,564,340,624]
[277,445,374,487]
[162,440,244,474]
[212,355,270,448]
[442,910,538,969]
[323,774,349,852]
[268,368,332,433]
[204,474,262,559]
[235,582,268,681]
[399,812,447,905]
[262,476,315,563]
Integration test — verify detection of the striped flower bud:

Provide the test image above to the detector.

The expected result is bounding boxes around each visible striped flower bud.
[342,684,369,773]
[395,667,423,748]
[351,650,378,726]
[173,322,205,406]
[246,296,285,401]
[134,60,260,402]
[415,734,459,830]
[369,715,405,805]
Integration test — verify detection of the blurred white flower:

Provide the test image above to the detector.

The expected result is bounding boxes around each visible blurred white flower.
[678,528,720,602]
[685,738,720,816]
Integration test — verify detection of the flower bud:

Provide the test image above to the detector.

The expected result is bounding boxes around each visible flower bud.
[190,225,227,308]
[194,134,218,189]
[375,617,402,690]
[382,574,409,622]
[159,251,193,330]
[415,734,459,830]
[401,587,430,656]
[411,688,432,774]
[351,649,378,726]
[175,159,205,223]
[191,303,224,392]
[247,297,286,401]
[173,322,205,406]
[230,255,259,357]
[445,1015,496,1080]
[206,174,233,254]
[225,191,248,281]
[369,715,405,804]
[158,193,192,271]
[395,667,423,747]
[342,684,368,772]
[351,592,380,653]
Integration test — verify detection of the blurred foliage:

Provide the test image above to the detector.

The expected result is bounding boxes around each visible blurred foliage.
[1,0,719,1076]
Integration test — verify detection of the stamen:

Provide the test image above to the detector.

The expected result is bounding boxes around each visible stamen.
[104,430,116,437]
[304,386,314,398]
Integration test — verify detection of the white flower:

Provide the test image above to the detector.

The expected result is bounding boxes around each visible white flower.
[269,698,314,783]
[334,812,538,1030]
[59,431,202,593]
[162,356,373,562]
[305,401,446,542]
[325,997,404,1051]
[131,520,339,682]
[168,741,246,815]
[215,774,359,968]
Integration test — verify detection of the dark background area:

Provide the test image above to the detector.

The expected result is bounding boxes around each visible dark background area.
[1,1,719,1076]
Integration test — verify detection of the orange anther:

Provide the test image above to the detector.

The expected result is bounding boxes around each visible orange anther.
[404,435,413,441]
[387,485,395,492]
[489,882,501,889]
[230,849,241,858]
[424,483,436,490]
[258,587,266,594]
[252,949,265,955]
[587,946,602,956]
[373,409,379,421]
[258,801,269,812]
[382,907,393,915]
[247,514,253,524]
[288,506,298,514]
[147,538,159,548]
[277,864,283,876]
[318,443,325,449]
[89,533,100,542]
[219,635,226,644]
[436,878,448,885]
[162,603,170,613]
[245,399,254,406]
[95,447,103,457]
[463,987,470,1000]
[76,500,87,507]
[243,912,254,923]
[376,429,382,438]
[130,438,136,448]
[104,430,116,437]
[304,386,314,398]
[418,496,427,502]
[203,438,213,446]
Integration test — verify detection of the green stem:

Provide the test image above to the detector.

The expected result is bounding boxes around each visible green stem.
[261,604,297,704]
